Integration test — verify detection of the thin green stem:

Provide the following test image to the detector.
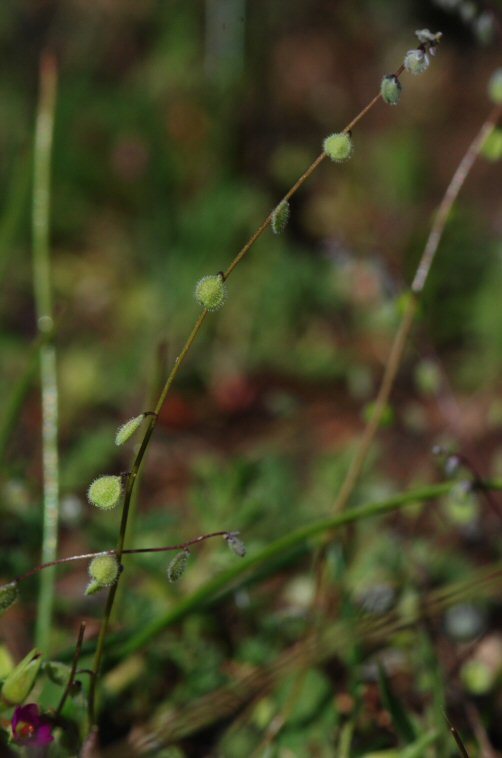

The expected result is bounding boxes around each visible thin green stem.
[85,46,420,723]
[88,310,208,721]
[32,51,59,651]
[56,622,86,717]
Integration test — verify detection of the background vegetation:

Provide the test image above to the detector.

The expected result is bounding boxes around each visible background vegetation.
[0,0,501,755]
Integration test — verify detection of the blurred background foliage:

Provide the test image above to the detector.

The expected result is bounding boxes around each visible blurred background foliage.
[0,0,501,755]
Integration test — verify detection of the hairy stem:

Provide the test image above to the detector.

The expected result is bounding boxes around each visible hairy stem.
[33,51,59,652]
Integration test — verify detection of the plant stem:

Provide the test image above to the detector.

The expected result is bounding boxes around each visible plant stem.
[330,105,500,519]
[33,51,59,652]
[56,622,86,717]
[85,47,418,723]
[12,530,232,584]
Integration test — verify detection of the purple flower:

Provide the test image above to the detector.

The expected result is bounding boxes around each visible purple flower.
[11,703,54,747]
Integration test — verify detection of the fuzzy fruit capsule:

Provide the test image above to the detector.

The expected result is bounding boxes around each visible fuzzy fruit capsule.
[167,550,189,582]
[115,414,145,446]
[87,475,122,510]
[323,132,353,162]
[380,75,402,105]
[88,554,120,588]
[194,274,226,311]
[404,49,430,76]
[271,200,290,235]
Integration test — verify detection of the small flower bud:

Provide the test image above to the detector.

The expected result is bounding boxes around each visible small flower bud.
[271,200,290,235]
[1,649,42,705]
[167,550,189,582]
[0,582,18,615]
[225,532,246,558]
[414,29,442,46]
[323,132,353,162]
[404,49,430,76]
[87,475,122,510]
[115,414,146,446]
[87,554,120,590]
[194,274,226,311]
[488,68,502,105]
[380,75,402,105]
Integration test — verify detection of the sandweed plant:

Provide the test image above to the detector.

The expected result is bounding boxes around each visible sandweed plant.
[0,18,501,756]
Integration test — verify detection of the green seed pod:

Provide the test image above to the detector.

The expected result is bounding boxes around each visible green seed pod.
[0,582,18,615]
[167,550,189,582]
[115,414,146,446]
[87,475,122,510]
[271,200,290,235]
[404,49,430,75]
[194,274,226,311]
[225,532,246,558]
[323,132,353,162]
[88,554,120,588]
[488,68,502,105]
[380,75,402,105]
[1,649,42,705]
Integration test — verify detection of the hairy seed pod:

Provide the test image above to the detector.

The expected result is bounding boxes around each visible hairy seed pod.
[88,554,120,588]
[167,550,189,582]
[194,274,226,311]
[380,75,402,105]
[225,532,247,558]
[403,49,430,75]
[87,475,122,510]
[0,582,18,614]
[115,414,146,446]
[271,200,290,235]
[323,132,353,162]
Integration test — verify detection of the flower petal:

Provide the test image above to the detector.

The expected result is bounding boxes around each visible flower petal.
[35,723,54,746]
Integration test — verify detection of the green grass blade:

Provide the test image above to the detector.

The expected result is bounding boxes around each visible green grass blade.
[377,661,416,744]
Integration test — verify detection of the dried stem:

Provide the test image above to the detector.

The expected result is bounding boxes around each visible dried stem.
[331,105,500,519]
